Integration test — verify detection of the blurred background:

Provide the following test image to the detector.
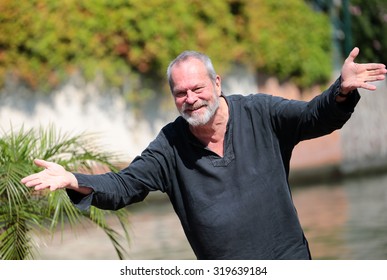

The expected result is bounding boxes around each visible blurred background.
[1,0,386,260]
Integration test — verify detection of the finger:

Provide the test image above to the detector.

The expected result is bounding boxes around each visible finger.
[346,47,360,63]
[360,82,377,91]
[33,159,52,169]
[363,76,386,84]
[35,182,59,191]
[364,70,386,79]
[365,63,387,71]
[50,184,61,191]
[21,173,41,184]
[24,178,43,188]
[34,183,52,191]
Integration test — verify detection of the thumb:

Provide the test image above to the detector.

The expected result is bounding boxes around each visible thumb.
[33,159,52,169]
[346,47,359,63]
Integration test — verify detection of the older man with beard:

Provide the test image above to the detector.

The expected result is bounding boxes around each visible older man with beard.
[21,48,386,259]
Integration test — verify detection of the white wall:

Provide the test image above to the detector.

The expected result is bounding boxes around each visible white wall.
[0,67,258,162]
[5,67,385,174]
[1,74,176,161]
[341,80,387,173]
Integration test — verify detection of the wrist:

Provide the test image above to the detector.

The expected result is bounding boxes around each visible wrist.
[335,76,349,102]
[337,92,349,98]
[66,172,79,189]
[67,172,93,195]
[336,88,357,103]
[339,74,354,95]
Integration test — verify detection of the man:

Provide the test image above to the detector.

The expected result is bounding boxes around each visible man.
[21,47,386,259]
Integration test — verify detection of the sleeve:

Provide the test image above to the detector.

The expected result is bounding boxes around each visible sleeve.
[270,77,360,146]
[66,131,174,211]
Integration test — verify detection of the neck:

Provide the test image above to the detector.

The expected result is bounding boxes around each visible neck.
[189,97,229,153]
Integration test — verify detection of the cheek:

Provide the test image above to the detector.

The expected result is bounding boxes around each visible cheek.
[174,98,184,111]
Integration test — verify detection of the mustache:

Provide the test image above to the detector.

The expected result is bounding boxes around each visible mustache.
[182,100,208,111]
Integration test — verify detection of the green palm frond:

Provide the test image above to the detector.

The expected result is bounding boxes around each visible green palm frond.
[46,189,84,233]
[0,202,47,260]
[0,217,33,260]
[89,207,131,260]
[0,124,131,260]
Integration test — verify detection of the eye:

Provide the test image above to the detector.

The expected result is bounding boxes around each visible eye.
[193,86,204,93]
[174,91,186,98]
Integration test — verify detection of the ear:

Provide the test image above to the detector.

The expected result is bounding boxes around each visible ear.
[215,75,222,96]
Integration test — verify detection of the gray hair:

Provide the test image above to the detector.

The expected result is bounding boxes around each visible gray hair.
[166,50,217,91]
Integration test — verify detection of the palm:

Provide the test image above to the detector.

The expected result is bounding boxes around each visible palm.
[0,125,131,260]
[23,160,70,191]
[341,47,387,93]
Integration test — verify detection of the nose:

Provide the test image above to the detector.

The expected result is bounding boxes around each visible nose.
[185,90,197,104]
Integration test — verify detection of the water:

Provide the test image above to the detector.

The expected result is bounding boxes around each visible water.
[38,173,387,260]
[293,173,387,260]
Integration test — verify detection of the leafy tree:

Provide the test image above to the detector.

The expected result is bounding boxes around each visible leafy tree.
[349,0,387,63]
[305,0,386,64]
[0,0,332,95]
[0,125,131,260]
[238,0,332,87]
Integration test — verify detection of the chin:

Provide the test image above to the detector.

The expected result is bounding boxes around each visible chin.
[184,113,213,127]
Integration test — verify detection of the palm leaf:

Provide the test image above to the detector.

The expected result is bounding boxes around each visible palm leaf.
[0,202,47,260]
[0,124,131,260]
[88,207,131,260]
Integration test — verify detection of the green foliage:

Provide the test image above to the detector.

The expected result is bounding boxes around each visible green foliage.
[239,0,332,87]
[0,0,332,95]
[349,0,387,64]
[0,124,131,260]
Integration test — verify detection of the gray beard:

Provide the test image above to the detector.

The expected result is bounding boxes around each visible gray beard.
[180,95,220,127]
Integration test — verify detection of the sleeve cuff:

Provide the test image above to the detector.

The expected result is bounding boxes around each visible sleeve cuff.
[66,188,93,211]
[333,76,361,113]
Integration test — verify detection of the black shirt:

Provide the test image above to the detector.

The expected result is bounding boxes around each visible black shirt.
[69,78,360,259]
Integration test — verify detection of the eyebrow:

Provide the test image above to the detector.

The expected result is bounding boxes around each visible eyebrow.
[173,82,207,94]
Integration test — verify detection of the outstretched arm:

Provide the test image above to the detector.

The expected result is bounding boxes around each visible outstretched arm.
[21,159,92,194]
[338,47,386,99]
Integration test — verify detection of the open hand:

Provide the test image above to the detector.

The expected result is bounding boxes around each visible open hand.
[21,159,78,191]
[341,47,387,94]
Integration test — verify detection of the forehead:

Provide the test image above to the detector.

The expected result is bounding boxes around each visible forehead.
[171,58,210,90]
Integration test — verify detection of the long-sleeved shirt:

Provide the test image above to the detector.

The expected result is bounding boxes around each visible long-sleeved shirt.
[68,78,360,259]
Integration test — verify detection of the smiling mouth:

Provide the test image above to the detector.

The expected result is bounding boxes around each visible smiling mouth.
[185,105,206,113]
